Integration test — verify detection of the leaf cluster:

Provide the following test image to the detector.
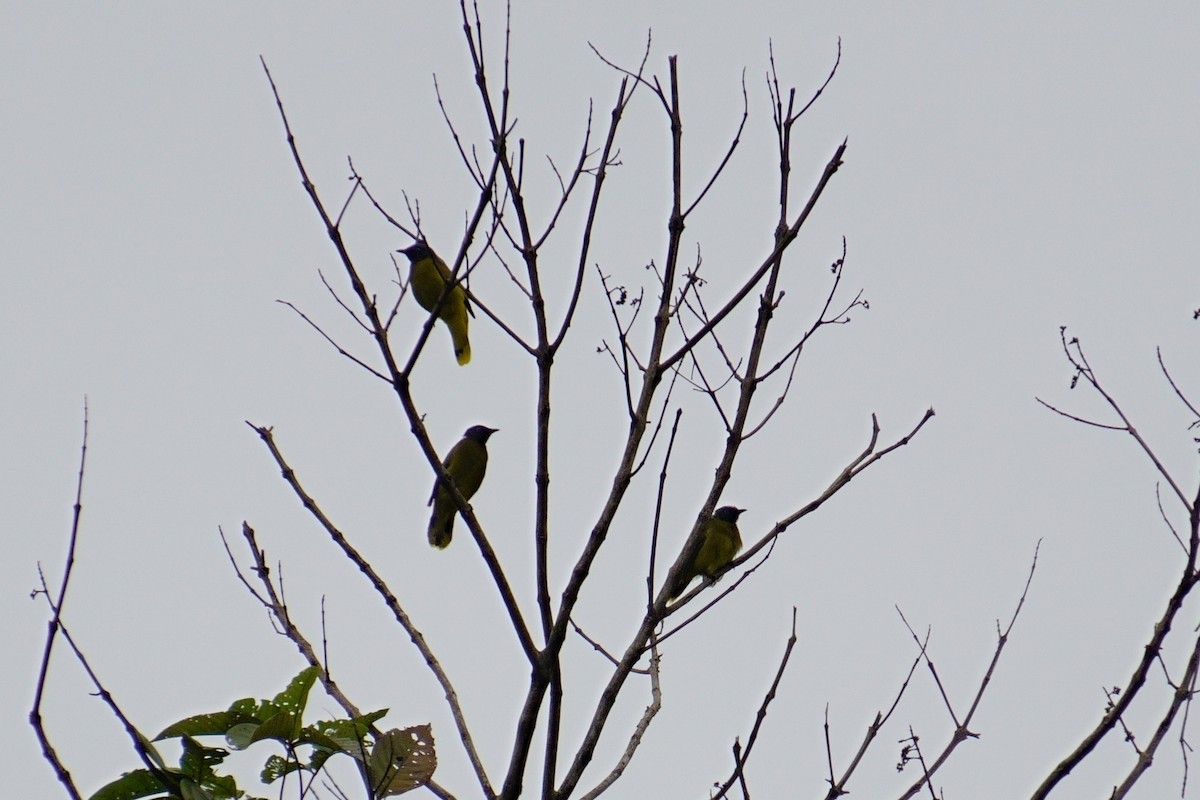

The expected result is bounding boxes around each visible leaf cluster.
[88,667,434,800]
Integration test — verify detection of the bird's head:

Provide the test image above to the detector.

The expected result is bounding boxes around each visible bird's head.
[713,506,746,523]
[464,425,499,444]
[400,241,434,262]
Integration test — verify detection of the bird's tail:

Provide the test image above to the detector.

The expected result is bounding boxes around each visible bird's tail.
[666,572,689,601]
[454,335,471,366]
[428,509,454,548]
[447,309,471,366]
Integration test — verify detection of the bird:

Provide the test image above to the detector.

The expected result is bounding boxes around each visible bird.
[400,241,472,365]
[668,506,746,599]
[427,425,498,548]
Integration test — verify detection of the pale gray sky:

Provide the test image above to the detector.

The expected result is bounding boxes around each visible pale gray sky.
[5,2,1199,798]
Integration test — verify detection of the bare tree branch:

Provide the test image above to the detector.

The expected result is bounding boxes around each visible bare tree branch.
[713,609,801,799]
[895,541,1039,799]
[577,638,663,800]
[1033,333,1200,798]
[29,401,89,800]
[246,422,497,798]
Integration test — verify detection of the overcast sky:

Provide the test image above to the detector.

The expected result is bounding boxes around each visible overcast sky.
[5,2,1200,798]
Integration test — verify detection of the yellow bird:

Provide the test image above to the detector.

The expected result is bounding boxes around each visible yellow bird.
[427,425,498,548]
[401,241,472,365]
[668,506,745,599]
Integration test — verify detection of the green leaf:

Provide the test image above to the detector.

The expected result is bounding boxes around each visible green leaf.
[260,753,302,785]
[226,697,281,727]
[178,736,229,785]
[308,709,387,760]
[178,777,214,800]
[135,731,169,772]
[195,773,242,800]
[269,667,320,734]
[224,722,259,751]
[248,709,299,746]
[157,711,261,741]
[233,667,322,748]
[356,709,389,726]
[227,697,267,721]
[87,769,167,800]
[298,726,346,754]
[307,746,336,774]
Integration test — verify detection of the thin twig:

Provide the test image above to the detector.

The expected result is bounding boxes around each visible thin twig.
[34,569,167,792]
[1032,334,1200,797]
[895,541,1040,799]
[247,423,497,799]
[659,141,848,373]
[29,401,90,800]
[713,609,801,798]
[277,299,390,382]
[1157,347,1200,423]
[895,609,961,730]
[577,638,663,800]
